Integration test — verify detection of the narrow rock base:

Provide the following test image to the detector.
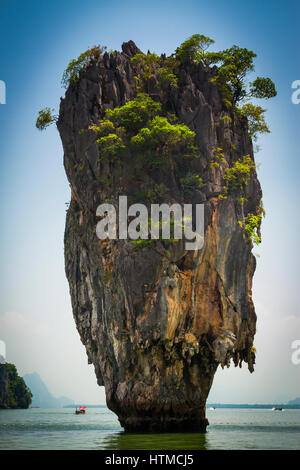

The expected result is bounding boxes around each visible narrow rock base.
[119,416,209,433]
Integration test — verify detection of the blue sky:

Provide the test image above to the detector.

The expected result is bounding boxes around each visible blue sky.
[0,0,299,404]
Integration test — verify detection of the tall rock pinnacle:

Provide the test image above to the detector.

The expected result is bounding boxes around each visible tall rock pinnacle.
[57,41,261,432]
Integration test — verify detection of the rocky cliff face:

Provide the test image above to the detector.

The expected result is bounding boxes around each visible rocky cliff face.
[58,41,261,432]
[0,363,32,409]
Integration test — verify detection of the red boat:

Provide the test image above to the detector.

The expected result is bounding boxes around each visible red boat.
[75,406,86,414]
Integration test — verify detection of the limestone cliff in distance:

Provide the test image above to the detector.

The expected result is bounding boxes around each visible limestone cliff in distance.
[0,363,32,409]
[57,40,262,432]
[23,372,74,408]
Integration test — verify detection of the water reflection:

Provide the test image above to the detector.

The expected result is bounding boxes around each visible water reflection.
[101,431,207,450]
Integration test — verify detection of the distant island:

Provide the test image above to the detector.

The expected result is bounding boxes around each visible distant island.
[23,372,74,408]
[0,363,32,409]
[63,404,106,408]
[287,397,300,405]
[207,403,300,409]
[64,403,300,409]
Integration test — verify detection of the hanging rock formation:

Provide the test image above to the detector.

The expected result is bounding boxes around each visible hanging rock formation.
[58,40,261,432]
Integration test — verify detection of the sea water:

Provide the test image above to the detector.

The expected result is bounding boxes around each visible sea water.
[0,407,299,450]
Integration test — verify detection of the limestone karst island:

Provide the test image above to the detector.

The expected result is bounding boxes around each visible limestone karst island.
[36,35,277,432]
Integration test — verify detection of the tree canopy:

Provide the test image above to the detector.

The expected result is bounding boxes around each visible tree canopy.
[175,35,277,107]
[174,34,277,139]
[175,34,215,64]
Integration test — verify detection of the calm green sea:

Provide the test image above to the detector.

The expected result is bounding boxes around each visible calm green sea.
[0,407,299,450]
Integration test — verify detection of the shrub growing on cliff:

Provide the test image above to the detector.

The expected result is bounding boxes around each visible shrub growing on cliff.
[209,46,257,104]
[206,45,277,105]
[130,53,178,94]
[90,93,198,167]
[237,103,270,140]
[209,147,226,169]
[238,212,263,245]
[105,93,161,134]
[36,107,57,131]
[221,155,256,198]
[61,45,106,88]
[130,115,197,165]
[175,34,215,64]
[180,173,205,195]
[97,134,126,162]
[244,213,262,245]
[206,45,276,135]
[175,34,276,138]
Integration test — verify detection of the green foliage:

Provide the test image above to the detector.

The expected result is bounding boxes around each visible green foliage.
[130,239,156,248]
[238,212,262,245]
[202,51,224,66]
[175,35,277,114]
[105,93,161,134]
[175,34,215,64]
[244,213,262,245]
[237,201,264,246]
[130,115,197,166]
[237,103,270,140]
[131,53,160,86]
[4,363,32,409]
[157,66,178,89]
[97,134,125,161]
[222,155,256,197]
[209,147,226,168]
[90,120,116,136]
[131,53,178,94]
[35,107,57,131]
[249,77,277,99]
[135,183,166,201]
[219,115,232,123]
[180,173,205,194]
[61,45,105,88]
[203,42,277,106]
[90,93,198,168]
[175,35,277,113]
[209,45,257,104]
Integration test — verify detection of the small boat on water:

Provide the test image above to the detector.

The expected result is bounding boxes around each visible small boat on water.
[272,407,284,411]
[75,406,87,414]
